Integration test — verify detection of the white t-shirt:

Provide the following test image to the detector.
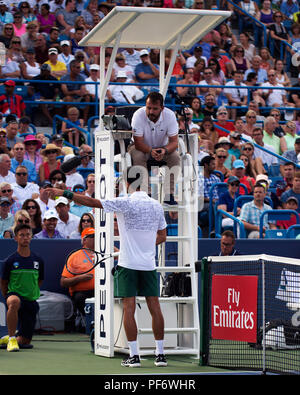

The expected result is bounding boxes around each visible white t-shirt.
[101,191,167,271]
[262,82,286,106]
[85,76,100,97]
[34,197,55,216]
[224,81,248,101]
[131,106,178,148]
[186,55,207,68]
[11,182,39,205]
[56,212,80,239]
[113,64,135,81]
[65,172,85,190]
[121,50,141,69]
[108,84,144,104]
[0,171,16,184]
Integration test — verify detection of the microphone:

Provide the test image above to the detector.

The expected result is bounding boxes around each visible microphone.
[60,154,92,173]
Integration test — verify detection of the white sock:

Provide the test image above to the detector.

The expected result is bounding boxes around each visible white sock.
[128,340,139,357]
[155,339,164,355]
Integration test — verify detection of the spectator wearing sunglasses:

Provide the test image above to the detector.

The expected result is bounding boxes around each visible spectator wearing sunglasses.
[70,212,94,239]
[39,143,62,183]
[0,182,21,215]
[22,198,42,235]
[69,184,92,218]
[11,209,31,235]
[214,148,231,179]
[0,23,15,49]
[11,165,39,205]
[0,196,14,236]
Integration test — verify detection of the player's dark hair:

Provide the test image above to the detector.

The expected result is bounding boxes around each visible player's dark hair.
[14,223,32,236]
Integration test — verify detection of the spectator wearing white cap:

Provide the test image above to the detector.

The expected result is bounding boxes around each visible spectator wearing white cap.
[107,70,145,104]
[58,40,75,70]
[43,47,67,80]
[134,49,159,88]
[54,196,80,238]
[34,208,64,239]
[84,64,100,99]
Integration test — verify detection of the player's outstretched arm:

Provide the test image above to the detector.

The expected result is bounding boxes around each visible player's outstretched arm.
[47,187,103,209]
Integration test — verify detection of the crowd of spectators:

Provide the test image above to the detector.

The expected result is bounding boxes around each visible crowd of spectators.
[0,0,299,241]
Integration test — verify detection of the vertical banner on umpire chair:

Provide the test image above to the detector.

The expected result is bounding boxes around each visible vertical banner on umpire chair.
[94,127,115,357]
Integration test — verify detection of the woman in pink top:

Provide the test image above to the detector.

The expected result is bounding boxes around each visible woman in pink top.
[12,12,27,37]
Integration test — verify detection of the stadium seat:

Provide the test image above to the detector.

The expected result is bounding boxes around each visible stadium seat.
[259,210,300,238]
[77,167,94,180]
[212,170,224,181]
[208,182,228,236]
[264,229,288,239]
[286,225,300,239]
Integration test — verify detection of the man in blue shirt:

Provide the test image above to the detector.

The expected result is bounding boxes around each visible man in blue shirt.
[198,155,220,235]
[135,49,159,88]
[244,56,268,84]
[0,2,13,25]
[60,59,91,125]
[11,142,37,183]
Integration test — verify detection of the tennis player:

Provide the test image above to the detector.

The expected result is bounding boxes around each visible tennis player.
[47,167,168,368]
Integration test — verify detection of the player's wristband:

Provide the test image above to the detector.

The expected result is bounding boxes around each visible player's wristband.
[164,147,169,156]
[63,190,74,200]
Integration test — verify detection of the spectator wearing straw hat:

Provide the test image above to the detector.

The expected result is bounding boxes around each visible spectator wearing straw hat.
[39,143,62,183]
